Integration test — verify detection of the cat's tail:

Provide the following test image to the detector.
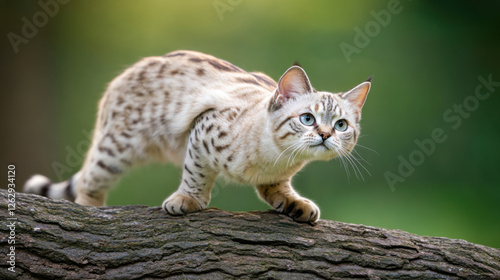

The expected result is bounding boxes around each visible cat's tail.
[23,172,81,202]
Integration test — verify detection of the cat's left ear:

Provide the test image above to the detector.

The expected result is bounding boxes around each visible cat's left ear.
[274,66,313,103]
[341,77,372,111]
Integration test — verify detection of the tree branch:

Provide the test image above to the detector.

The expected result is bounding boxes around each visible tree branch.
[0,189,498,279]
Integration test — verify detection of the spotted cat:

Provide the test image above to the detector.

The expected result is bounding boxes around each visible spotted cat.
[24,50,371,223]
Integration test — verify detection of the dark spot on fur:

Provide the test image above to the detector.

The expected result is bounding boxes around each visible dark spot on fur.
[279,132,294,140]
[219,108,231,114]
[39,182,50,197]
[116,97,126,106]
[215,144,230,153]
[120,132,132,138]
[207,58,244,72]
[268,99,282,112]
[218,131,228,138]
[170,69,184,75]
[165,52,186,57]
[97,160,122,174]
[138,70,147,81]
[157,63,168,78]
[196,68,206,76]
[251,73,277,87]
[189,57,203,63]
[275,116,293,132]
[184,165,193,175]
[98,146,116,157]
[148,61,159,67]
[202,140,210,153]
[206,124,214,133]
[237,77,260,86]
[227,111,238,121]
[65,178,75,201]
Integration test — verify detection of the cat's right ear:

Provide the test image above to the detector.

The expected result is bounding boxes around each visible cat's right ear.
[273,66,313,104]
[341,78,371,112]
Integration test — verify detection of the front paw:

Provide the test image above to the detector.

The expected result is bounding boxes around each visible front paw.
[162,192,204,215]
[276,198,320,223]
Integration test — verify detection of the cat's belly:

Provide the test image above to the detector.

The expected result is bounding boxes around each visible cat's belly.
[220,160,306,186]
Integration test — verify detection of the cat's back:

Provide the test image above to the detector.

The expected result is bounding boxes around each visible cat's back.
[95,51,278,154]
[105,50,276,105]
[163,50,277,89]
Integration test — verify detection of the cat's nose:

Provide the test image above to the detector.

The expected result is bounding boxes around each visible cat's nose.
[319,131,331,141]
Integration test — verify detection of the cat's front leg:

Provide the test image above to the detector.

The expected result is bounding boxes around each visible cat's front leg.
[162,130,217,215]
[257,180,320,223]
[162,190,205,215]
[162,163,216,215]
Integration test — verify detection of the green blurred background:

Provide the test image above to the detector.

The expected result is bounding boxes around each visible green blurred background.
[1,1,499,247]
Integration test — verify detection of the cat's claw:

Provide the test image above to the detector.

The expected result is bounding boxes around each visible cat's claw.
[162,192,204,215]
[279,198,320,223]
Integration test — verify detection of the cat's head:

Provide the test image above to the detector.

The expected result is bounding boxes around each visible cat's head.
[269,65,371,164]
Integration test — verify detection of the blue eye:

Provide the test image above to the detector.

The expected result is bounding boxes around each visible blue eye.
[299,113,315,126]
[334,119,348,131]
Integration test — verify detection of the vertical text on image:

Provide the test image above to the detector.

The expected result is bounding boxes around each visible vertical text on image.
[7,164,17,273]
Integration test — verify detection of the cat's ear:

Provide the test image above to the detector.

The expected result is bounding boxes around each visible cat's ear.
[274,66,313,103]
[341,77,372,111]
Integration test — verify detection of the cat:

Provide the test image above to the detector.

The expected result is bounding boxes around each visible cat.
[24,50,371,223]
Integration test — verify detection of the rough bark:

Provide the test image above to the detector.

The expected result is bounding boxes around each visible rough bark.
[0,189,498,280]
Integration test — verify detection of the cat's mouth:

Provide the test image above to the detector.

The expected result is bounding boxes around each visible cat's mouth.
[309,142,339,161]
[311,142,329,150]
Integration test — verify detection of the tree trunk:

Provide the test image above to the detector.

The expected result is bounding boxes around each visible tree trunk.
[0,189,498,280]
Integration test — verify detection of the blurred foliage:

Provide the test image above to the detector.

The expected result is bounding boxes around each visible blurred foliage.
[2,1,499,247]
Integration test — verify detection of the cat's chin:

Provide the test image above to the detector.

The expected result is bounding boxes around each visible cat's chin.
[309,145,338,161]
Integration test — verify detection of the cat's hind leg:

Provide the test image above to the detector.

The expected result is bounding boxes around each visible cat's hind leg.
[73,132,135,206]
[23,131,135,206]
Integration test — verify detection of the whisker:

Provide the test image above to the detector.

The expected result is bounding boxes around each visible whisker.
[339,148,363,181]
[292,143,308,166]
[274,141,301,167]
[336,149,352,183]
[354,144,379,155]
[349,149,372,176]
[352,149,372,166]
[336,145,371,182]
[287,142,305,167]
